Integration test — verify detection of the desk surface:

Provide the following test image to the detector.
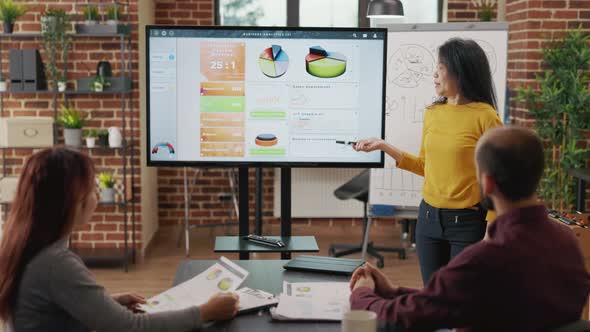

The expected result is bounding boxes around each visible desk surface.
[174,260,348,332]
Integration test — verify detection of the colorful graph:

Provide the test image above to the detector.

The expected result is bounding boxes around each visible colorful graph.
[151,142,175,154]
[305,46,347,78]
[258,45,289,78]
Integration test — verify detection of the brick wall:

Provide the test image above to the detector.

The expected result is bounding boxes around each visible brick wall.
[447,0,498,22]
[0,1,142,251]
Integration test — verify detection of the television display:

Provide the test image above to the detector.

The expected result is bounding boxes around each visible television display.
[147,26,386,167]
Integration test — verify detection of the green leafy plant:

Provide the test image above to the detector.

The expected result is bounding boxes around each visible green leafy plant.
[97,129,108,137]
[471,0,496,22]
[42,9,71,91]
[98,172,115,189]
[82,6,98,21]
[0,0,27,24]
[106,5,121,20]
[90,75,111,91]
[84,128,98,138]
[517,28,590,212]
[58,104,85,129]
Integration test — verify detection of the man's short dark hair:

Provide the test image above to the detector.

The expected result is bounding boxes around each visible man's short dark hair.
[476,128,545,202]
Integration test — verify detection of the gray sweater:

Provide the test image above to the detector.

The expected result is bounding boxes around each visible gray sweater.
[13,239,202,332]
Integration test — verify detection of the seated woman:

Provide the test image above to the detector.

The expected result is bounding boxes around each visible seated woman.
[0,147,238,332]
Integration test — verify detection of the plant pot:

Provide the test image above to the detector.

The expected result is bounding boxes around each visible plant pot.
[0,81,6,92]
[58,81,66,92]
[97,135,109,147]
[85,20,97,26]
[106,19,118,26]
[3,22,14,34]
[86,137,96,148]
[63,128,82,147]
[100,187,115,203]
[93,82,103,92]
[41,16,57,34]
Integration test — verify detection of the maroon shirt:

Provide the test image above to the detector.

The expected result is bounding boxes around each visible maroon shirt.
[351,205,590,332]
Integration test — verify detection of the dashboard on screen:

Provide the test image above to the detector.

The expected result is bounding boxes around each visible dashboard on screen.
[147,26,386,167]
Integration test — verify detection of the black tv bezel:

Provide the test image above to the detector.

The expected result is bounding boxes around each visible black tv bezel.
[145,25,387,168]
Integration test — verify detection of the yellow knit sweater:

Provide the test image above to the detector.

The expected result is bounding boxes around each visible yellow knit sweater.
[397,102,502,220]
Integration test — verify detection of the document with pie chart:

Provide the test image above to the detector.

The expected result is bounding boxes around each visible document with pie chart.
[305,46,347,78]
[140,257,249,313]
[259,44,289,78]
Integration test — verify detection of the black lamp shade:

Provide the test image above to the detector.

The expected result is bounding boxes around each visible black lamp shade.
[367,0,404,17]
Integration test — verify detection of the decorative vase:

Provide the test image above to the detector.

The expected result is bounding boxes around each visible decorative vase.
[41,16,57,33]
[58,81,66,92]
[97,61,112,77]
[108,127,122,148]
[0,81,7,92]
[63,128,82,147]
[100,187,115,203]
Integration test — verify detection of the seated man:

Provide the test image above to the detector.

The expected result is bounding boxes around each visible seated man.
[350,126,590,332]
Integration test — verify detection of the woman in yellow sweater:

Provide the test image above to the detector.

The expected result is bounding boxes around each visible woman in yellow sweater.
[355,38,502,284]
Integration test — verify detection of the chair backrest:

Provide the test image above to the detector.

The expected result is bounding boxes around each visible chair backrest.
[547,320,590,332]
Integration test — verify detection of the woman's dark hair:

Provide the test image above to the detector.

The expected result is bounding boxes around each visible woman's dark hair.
[433,38,497,110]
[0,147,95,320]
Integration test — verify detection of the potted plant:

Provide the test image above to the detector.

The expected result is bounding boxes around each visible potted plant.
[97,129,109,146]
[41,9,68,34]
[106,5,121,25]
[90,75,111,92]
[0,75,6,92]
[85,128,97,148]
[517,28,590,212]
[471,0,496,22]
[57,72,66,92]
[42,9,71,92]
[0,0,27,34]
[82,6,98,25]
[98,172,115,203]
[57,104,85,147]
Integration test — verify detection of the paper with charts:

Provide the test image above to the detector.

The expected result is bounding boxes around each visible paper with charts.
[271,282,351,321]
[140,257,248,313]
[370,23,508,207]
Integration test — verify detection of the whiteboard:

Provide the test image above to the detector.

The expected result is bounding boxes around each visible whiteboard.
[369,23,509,207]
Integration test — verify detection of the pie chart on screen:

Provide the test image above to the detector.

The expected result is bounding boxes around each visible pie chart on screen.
[305,46,347,78]
[258,45,289,78]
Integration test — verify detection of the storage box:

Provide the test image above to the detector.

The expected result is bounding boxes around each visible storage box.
[0,177,19,203]
[0,117,54,148]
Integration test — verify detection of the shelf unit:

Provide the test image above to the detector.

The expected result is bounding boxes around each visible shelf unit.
[0,26,136,270]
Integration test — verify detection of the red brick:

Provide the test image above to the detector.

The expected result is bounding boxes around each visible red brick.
[81,233,104,241]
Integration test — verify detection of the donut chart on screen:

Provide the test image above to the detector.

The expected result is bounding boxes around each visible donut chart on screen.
[258,45,289,78]
[305,46,347,78]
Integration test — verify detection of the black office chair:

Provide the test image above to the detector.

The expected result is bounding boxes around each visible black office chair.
[328,169,406,268]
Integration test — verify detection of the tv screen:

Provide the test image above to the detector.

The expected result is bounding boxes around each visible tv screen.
[146,26,387,167]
